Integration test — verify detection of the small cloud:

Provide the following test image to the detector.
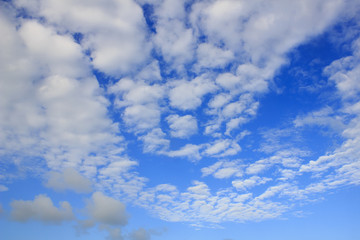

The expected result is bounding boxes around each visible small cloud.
[10,194,74,224]
[167,144,202,161]
[201,160,243,179]
[232,176,272,191]
[129,228,151,240]
[166,114,198,139]
[45,168,92,194]
[0,184,8,192]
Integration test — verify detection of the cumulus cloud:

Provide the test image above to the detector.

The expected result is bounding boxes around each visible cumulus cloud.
[195,43,234,71]
[1,0,360,228]
[45,168,92,193]
[15,0,151,77]
[140,128,170,153]
[10,194,74,224]
[169,75,218,111]
[152,0,196,72]
[0,6,123,178]
[166,114,198,138]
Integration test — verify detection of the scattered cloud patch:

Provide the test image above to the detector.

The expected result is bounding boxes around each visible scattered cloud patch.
[45,168,92,193]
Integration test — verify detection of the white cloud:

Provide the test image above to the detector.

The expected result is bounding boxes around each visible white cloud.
[166,114,198,138]
[1,0,360,228]
[15,0,151,77]
[169,75,218,111]
[137,61,162,83]
[208,93,232,109]
[140,128,170,153]
[203,139,241,157]
[294,106,345,132]
[195,43,234,70]
[109,79,165,134]
[167,144,202,161]
[152,0,196,71]
[97,157,147,199]
[0,8,124,178]
[201,160,243,179]
[246,149,305,175]
[10,194,74,224]
[45,168,92,193]
[324,39,360,99]
[86,192,128,226]
[18,20,89,78]
[256,183,289,200]
[232,176,271,191]
[123,104,161,133]
[137,180,288,224]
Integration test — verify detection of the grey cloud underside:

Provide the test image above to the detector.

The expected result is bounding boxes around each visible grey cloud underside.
[0,0,360,225]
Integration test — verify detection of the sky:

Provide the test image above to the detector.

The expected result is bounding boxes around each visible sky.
[0,0,360,239]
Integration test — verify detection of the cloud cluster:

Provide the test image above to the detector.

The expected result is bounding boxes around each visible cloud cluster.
[1,0,360,228]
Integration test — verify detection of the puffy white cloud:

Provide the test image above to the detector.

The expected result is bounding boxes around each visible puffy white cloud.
[18,20,89,78]
[140,128,170,153]
[0,8,123,177]
[10,194,74,224]
[123,104,161,133]
[169,75,218,111]
[109,79,164,134]
[203,139,241,157]
[152,0,196,71]
[45,168,92,193]
[166,114,198,138]
[195,43,234,71]
[15,0,151,77]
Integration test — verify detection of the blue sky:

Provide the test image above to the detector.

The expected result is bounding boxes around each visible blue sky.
[1,0,360,239]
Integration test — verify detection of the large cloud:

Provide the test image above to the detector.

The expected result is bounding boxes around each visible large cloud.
[10,194,74,224]
[14,0,151,77]
[1,0,360,228]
